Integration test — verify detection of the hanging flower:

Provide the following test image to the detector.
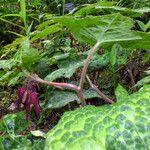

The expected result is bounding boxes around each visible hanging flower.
[17,81,40,119]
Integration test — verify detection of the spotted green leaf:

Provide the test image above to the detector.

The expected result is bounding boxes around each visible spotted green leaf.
[45,85,150,150]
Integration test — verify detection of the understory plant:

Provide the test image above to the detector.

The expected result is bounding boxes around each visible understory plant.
[28,9,150,108]
[0,1,150,150]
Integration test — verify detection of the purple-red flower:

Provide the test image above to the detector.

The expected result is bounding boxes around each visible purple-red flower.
[17,81,40,119]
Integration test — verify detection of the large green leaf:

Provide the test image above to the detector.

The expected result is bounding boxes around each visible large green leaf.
[115,84,129,101]
[74,2,150,17]
[45,85,150,150]
[54,14,140,46]
[45,52,109,81]
[117,31,150,49]
[45,89,100,109]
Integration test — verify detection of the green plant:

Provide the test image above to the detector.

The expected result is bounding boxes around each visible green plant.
[29,12,150,107]
[45,84,150,149]
[0,111,45,150]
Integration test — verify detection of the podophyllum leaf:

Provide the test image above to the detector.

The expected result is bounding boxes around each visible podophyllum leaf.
[45,85,150,149]
[115,84,129,101]
[54,14,140,46]
[31,130,46,138]
[45,89,100,109]
[117,31,150,49]
[0,115,44,150]
[45,53,109,81]
[135,76,150,87]
[74,2,146,17]
[45,60,83,81]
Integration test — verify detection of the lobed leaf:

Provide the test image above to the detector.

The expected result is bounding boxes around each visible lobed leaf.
[45,85,150,149]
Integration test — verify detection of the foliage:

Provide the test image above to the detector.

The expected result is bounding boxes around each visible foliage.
[45,85,150,149]
[0,0,150,149]
[0,111,45,150]
[73,1,150,17]
[45,89,100,109]
[135,69,150,87]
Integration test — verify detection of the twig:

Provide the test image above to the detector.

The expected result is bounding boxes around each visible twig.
[26,73,86,106]
[79,42,101,89]
[127,67,137,92]
[86,75,114,104]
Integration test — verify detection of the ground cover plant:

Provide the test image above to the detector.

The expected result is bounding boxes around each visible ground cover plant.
[0,0,150,149]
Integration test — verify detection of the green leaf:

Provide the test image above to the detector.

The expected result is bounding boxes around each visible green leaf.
[137,20,147,32]
[117,31,150,49]
[110,44,117,66]
[31,23,61,42]
[54,14,140,46]
[135,76,150,87]
[74,2,147,17]
[8,72,23,86]
[21,37,40,69]
[45,60,84,81]
[145,20,150,31]
[115,84,129,101]
[0,113,44,150]
[0,60,15,69]
[19,0,27,29]
[0,71,14,81]
[21,37,30,51]
[45,85,150,149]
[45,52,109,81]
[45,89,100,109]
[0,111,29,135]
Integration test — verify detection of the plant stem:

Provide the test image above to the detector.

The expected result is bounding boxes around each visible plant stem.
[127,67,137,92]
[27,74,78,90]
[62,0,65,16]
[76,89,86,106]
[79,41,101,89]
[86,75,114,104]
[27,73,87,106]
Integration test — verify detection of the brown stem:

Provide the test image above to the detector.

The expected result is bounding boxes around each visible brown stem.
[76,88,86,106]
[79,42,101,90]
[27,74,78,90]
[86,75,114,104]
[27,73,86,106]
[127,67,137,92]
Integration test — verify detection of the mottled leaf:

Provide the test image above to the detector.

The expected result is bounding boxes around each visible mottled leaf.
[45,89,100,109]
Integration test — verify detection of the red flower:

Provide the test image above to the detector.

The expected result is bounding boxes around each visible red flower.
[17,81,40,119]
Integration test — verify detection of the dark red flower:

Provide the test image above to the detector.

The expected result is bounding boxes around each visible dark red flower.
[17,81,40,119]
